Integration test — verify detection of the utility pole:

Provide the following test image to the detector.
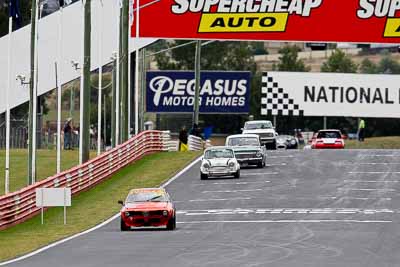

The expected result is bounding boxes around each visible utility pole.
[140,48,146,131]
[79,0,91,164]
[120,0,129,142]
[193,40,201,126]
[28,0,38,185]
[111,57,117,148]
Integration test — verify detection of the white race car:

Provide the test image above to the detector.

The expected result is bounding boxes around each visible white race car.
[200,147,240,180]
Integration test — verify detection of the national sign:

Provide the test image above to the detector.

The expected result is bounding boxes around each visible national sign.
[146,71,251,113]
[261,72,400,118]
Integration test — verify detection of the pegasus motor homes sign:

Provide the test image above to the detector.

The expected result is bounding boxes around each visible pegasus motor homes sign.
[146,71,251,113]
[261,72,400,118]
[132,0,400,43]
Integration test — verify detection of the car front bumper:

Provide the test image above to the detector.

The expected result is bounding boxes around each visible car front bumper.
[237,157,263,165]
[121,214,171,228]
[201,167,238,177]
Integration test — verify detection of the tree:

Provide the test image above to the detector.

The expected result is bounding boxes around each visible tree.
[321,49,358,73]
[276,45,310,72]
[377,56,400,74]
[359,58,378,74]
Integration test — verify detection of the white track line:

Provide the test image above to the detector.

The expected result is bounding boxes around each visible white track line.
[202,189,264,193]
[194,181,270,186]
[338,188,396,192]
[343,163,400,165]
[243,172,279,176]
[178,220,392,224]
[344,180,399,183]
[0,157,202,266]
[188,197,253,202]
[349,172,400,174]
[176,208,395,215]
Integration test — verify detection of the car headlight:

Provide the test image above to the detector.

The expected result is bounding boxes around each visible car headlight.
[202,162,210,170]
[256,151,262,157]
[163,210,168,217]
[290,140,296,145]
[228,161,235,168]
[124,211,130,217]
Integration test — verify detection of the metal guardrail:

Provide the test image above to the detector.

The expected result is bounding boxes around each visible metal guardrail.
[0,130,170,230]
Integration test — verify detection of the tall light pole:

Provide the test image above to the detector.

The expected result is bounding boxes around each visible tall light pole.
[28,0,39,185]
[56,1,65,173]
[79,0,91,164]
[120,0,129,142]
[134,0,140,135]
[97,0,104,155]
[193,40,201,126]
[5,2,13,194]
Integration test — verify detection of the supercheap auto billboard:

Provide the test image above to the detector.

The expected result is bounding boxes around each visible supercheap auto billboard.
[132,0,400,43]
[146,71,251,113]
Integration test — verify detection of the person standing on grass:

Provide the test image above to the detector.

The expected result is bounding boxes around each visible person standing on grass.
[178,126,188,152]
[63,118,73,150]
[358,118,366,142]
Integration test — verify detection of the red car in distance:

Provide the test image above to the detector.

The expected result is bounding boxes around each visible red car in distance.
[311,129,345,149]
[118,188,176,231]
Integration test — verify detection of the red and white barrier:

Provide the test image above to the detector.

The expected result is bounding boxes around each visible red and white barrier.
[0,130,170,230]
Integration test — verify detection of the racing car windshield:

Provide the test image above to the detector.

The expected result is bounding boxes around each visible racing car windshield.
[126,192,168,203]
[228,137,260,146]
[244,122,273,130]
[204,149,234,159]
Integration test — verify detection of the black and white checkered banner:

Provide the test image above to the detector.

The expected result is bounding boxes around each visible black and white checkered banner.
[261,72,400,118]
[261,73,304,116]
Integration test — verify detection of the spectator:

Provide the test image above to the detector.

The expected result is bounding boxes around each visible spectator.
[358,118,366,142]
[63,118,73,150]
[189,123,203,139]
[178,126,188,152]
[90,125,97,150]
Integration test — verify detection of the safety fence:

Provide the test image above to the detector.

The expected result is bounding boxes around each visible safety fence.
[0,130,170,230]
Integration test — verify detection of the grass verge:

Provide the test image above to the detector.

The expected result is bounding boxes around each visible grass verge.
[345,136,400,149]
[0,151,200,262]
[0,149,96,195]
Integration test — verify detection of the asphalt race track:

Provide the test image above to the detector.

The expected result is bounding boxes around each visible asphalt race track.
[6,149,400,267]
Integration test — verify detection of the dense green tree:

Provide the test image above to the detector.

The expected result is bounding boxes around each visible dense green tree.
[378,56,400,74]
[359,58,378,74]
[321,49,358,73]
[276,45,310,72]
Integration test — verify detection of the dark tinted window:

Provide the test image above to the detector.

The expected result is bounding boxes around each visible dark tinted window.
[317,131,341,139]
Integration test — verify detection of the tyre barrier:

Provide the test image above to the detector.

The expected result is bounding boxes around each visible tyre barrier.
[0,130,170,230]
[188,135,203,151]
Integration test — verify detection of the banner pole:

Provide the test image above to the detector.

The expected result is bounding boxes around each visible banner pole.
[134,0,140,135]
[193,40,201,126]
[5,15,12,195]
[56,4,63,174]
[97,0,104,155]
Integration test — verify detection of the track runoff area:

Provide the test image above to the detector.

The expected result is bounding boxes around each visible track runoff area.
[5,149,400,267]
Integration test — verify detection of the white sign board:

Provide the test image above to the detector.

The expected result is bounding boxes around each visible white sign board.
[36,188,71,207]
[261,72,400,118]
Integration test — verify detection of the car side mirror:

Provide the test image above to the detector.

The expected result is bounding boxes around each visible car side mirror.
[118,200,124,205]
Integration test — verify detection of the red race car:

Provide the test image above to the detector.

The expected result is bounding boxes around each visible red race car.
[118,188,176,231]
[311,129,345,149]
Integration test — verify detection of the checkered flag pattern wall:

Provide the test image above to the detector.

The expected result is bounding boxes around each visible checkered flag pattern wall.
[261,74,304,116]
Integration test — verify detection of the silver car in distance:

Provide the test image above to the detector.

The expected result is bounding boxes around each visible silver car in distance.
[200,147,240,180]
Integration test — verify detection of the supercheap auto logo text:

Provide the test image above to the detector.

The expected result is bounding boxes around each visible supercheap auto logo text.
[357,0,400,37]
[171,0,322,33]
